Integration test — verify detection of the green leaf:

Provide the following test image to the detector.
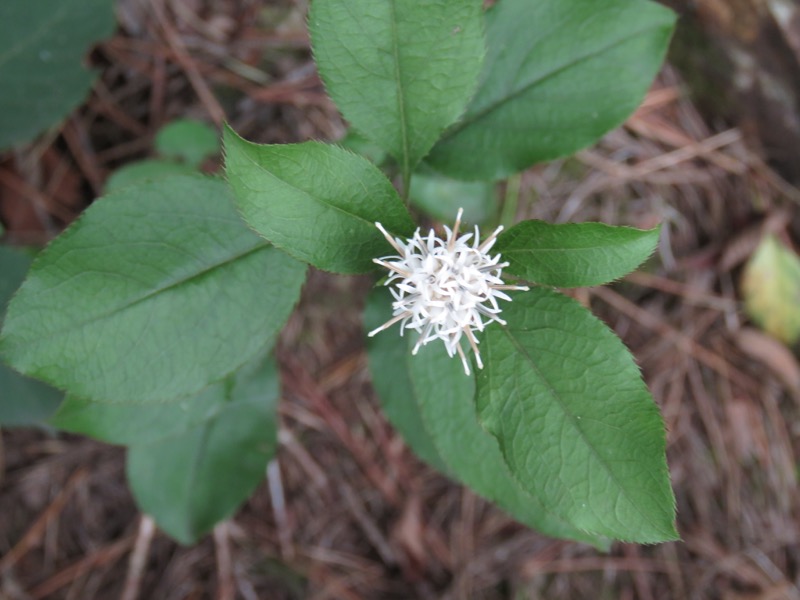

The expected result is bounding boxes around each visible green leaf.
[224,127,415,273]
[52,387,228,446]
[0,364,63,427]
[338,129,388,167]
[477,288,677,542]
[409,341,607,547]
[0,246,62,426]
[105,160,198,194]
[742,234,800,346]
[0,176,306,404]
[0,246,31,315]
[496,221,660,287]
[309,0,484,178]
[409,171,495,225]
[364,289,447,472]
[126,356,280,544]
[155,119,220,166]
[0,0,115,149]
[365,289,605,547]
[427,0,676,180]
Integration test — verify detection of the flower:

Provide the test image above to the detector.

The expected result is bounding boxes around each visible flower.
[368,208,528,375]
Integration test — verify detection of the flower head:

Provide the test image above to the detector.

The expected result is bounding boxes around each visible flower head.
[368,208,528,375]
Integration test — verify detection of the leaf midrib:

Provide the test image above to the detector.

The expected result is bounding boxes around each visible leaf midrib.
[406,343,591,540]
[235,146,379,231]
[2,243,268,348]
[388,0,411,178]
[440,23,669,141]
[184,419,213,540]
[502,244,633,254]
[493,321,662,533]
[0,1,73,67]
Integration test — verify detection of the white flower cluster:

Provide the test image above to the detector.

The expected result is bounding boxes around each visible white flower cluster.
[368,208,528,375]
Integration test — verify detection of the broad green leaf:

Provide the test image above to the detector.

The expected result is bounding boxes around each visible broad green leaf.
[409,171,495,225]
[365,290,604,546]
[155,119,219,166]
[496,221,660,287]
[0,246,31,312]
[408,339,606,547]
[476,288,677,542]
[0,176,306,404]
[427,0,676,180]
[309,0,484,178]
[0,364,63,427]
[0,0,115,149]
[0,246,62,426]
[224,127,415,273]
[105,160,198,193]
[53,387,228,446]
[742,234,800,346]
[364,289,447,472]
[127,356,280,544]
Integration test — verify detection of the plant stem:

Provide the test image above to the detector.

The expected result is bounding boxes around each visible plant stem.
[499,173,521,228]
[401,168,412,206]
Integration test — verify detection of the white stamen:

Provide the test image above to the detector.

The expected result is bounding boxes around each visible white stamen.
[456,344,471,376]
[367,311,411,337]
[375,221,406,254]
[370,209,527,374]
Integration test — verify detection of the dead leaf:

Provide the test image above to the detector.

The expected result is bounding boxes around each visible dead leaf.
[391,494,429,577]
[736,327,800,393]
[726,397,769,466]
[741,234,800,346]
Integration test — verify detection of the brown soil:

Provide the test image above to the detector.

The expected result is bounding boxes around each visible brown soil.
[2,1,799,599]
